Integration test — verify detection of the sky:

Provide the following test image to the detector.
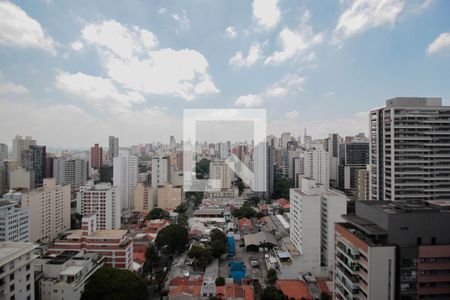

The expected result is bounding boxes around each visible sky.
[0,0,449,148]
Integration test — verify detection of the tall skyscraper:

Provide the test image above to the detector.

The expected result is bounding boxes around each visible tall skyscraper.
[108,136,119,162]
[280,132,291,150]
[370,97,450,201]
[113,151,138,212]
[290,178,347,277]
[12,135,36,163]
[53,157,88,191]
[77,181,121,230]
[20,145,46,188]
[21,178,71,243]
[0,143,8,161]
[90,143,103,170]
[302,145,329,189]
[151,156,169,187]
[338,140,369,196]
[170,135,176,150]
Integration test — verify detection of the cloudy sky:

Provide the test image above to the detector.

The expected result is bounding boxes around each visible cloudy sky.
[0,0,449,148]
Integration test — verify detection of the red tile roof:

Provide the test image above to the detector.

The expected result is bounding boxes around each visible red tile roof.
[216,284,254,300]
[169,276,203,287]
[168,285,201,297]
[276,280,313,300]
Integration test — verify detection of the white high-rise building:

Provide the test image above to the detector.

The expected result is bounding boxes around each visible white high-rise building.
[370,97,450,201]
[0,200,29,242]
[21,178,71,243]
[113,152,138,212]
[77,181,121,230]
[0,242,36,300]
[280,132,291,149]
[302,145,329,189]
[209,160,234,189]
[12,135,36,162]
[290,178,347,277]
[53,157,88,191]
[151,157,169,187]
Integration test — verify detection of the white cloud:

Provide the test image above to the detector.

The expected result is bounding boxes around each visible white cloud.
[158,7,167,15]
[265,74,306,98]
[171,10,191,32]
[265,11,323,65]
[0,82,29,95]
[333,0,405,42]
[252,0,281,30]
[0,99,180,148]
[225,26,238,39]
[324,91,335,97]
[229,43,263,68]
[235,74,305,107]
[269,111,368,139]
[0,2,55,53]
[71,40,84,51]
[234,94,263,107]
[427,32,450,55]
[82,20,158,58]
[286,110,298,119]
[55,71,145,114]
[79,19,219,100]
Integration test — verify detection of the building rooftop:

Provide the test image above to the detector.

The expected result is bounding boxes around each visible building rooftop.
[48,251,79,265]
[358,200,450,214]
[342,215,387,235]
[91,230,127,238]
[386,97,443,108]
[59,265,84,276]
[0,243,35,265]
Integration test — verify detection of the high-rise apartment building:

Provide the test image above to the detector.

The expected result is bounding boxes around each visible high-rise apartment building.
[113,152,138,212]
[151,157,169,187]
[21,145,46,187]
[0,162,8,196]
[327,133,341,188]
[134,183,155,211]
[0,200,29,242]
[356,167,370,200]
[90,143,103,170]
[335,200,450,300]
[290,178,347,277]
[21,178,71,243]
[280,132,291,150]
[0,143,8,161]
[209,160,234,189]
[108,136,119,162]
[77,181,121,230]
[303,145,329,189]
[53,157,88,191]
[0,242,36,300]
[338,140,369,196]
[370,97,450,201]
[12,135,36,163]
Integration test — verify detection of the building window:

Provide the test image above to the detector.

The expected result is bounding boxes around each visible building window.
[431,237,436,245]
[417,237,422,245]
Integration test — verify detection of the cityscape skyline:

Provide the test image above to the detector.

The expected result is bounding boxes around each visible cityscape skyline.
[1,1,450,147]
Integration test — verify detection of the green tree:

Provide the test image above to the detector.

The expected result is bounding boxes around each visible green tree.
[174,202,188,213]
[232,206,257,219]
[210,239,227,258]
[155,224,189,254]
[81,267,148,300]
[143,244,159,274]
[145,208,169,220]
[256,211,265,219]
[266,268,278,285]
[215,276,225,286]
[188,245,213,269]
[273,176,291,199]
[196,158,210,179]
[177,213,188,228]
[209,229,227,244]
[261,285,285,300]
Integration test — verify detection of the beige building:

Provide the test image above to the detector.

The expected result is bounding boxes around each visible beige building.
[356,168,370,200]
[134,182,155,211]
[10,167,34,191]
[209,160,234,189]
[21,178,71,243]
[157,184,182,210]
